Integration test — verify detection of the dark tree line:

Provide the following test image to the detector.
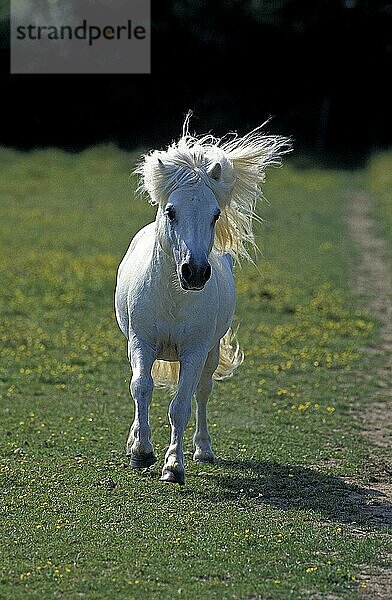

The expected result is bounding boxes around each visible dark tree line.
[0,0,391,164]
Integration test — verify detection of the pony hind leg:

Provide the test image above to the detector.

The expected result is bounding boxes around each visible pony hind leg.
[126,338,157,469]
[193,344,219,464]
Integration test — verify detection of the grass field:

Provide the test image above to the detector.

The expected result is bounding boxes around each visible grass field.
[367,152,392,257]
[0,146,391,599]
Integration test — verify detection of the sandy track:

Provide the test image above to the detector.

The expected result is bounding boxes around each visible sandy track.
[347,192,392,598]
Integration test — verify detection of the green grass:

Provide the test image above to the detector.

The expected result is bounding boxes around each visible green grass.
[0,146,390,599]
[367,151,392,259]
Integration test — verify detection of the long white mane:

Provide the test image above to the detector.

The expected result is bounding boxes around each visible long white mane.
[136,114,291,262]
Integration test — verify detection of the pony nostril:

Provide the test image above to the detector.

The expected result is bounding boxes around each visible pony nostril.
[181,263,192,282]
[204,264,211,282]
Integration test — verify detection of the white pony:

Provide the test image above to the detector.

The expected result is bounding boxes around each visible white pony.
[115,115,290,484]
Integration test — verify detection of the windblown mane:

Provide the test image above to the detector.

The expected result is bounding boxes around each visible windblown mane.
[135,114,291,262]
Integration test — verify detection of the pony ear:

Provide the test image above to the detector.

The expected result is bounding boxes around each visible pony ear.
[157,157,164,168]
[208,162,222,181]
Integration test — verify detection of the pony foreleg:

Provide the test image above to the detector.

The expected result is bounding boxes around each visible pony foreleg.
[126,338,157,469]
[161,350,207,485]
[193,344,219,464]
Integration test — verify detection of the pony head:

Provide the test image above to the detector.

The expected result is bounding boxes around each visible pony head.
[135,113,291,290]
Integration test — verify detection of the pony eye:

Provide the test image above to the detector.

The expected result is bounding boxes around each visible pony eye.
[212,211,221,224]
[165,205,176,221]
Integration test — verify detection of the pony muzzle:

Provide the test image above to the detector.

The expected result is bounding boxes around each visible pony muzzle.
[179,260,211,291]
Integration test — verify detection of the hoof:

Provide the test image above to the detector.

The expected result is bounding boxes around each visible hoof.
[160,469,185,486]
[129,452,157,469]
[193,450,215,464]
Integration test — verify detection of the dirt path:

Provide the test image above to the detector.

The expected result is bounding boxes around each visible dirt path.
[347,192,392,598]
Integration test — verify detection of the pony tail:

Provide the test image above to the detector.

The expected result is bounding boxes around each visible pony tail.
[213,327,244,380]
[151,360,179,388]
[150,328,243,388]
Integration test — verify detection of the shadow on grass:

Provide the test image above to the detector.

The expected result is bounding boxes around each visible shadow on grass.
[192,459,392,530]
